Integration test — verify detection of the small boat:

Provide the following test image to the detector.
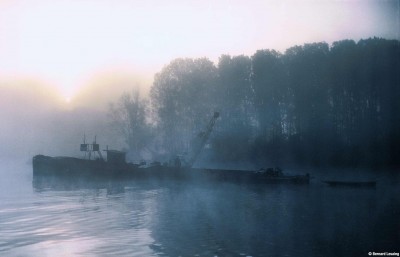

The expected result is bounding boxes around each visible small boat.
[323,180,376,187]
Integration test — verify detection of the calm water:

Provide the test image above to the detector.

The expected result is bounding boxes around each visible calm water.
[1,159,399,257]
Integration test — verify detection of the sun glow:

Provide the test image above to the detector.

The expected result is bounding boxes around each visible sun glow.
[0,0,398,97]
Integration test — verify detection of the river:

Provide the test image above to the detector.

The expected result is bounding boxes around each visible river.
[0,158,399,256]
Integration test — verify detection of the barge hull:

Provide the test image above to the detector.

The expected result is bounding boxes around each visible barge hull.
[33,155,310,184]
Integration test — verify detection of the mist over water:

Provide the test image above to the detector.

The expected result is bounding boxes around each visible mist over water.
[1,159,399,256]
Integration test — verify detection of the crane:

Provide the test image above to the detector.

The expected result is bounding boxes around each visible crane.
[187,112,219,168]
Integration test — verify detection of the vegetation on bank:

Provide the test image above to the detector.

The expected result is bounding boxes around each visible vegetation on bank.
[110,38,400,168]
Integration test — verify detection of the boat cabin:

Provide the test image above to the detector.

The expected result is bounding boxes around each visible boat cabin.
[106,150,126,165]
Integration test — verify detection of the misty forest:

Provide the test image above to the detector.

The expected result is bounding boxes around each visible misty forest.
[110,38,400,168]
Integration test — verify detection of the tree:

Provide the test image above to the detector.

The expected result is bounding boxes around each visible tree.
[284,42,331,165]
[251,50,287,140]
[211,55,255,161]
[109,90,150,160]
[150,58,218,155]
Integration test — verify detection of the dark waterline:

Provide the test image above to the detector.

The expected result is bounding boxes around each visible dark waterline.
[0,159,399,256]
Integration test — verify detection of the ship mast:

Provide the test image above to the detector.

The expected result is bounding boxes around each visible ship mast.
[80,134,104,161]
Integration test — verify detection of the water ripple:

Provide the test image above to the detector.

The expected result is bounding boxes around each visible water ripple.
[1,164,399,256]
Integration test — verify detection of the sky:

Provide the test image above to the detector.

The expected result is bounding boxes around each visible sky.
[0,0,399,101]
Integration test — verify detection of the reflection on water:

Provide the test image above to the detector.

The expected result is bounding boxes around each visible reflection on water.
[1,161,399,256]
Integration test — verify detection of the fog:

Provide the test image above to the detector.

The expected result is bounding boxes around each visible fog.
[0,1,399,256]
[1,0,399,169]
[2,38,399,171]
[1,0,398,97]
[0,79,134,160]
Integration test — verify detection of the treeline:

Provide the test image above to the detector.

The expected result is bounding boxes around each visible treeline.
[113,38,400,168]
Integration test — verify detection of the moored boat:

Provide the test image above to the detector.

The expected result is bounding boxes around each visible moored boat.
[32,154,310,184]
[32,112,310,184]
[193,167,310,184]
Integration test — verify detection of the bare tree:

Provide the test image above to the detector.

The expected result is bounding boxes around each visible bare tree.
[109,90,151,160]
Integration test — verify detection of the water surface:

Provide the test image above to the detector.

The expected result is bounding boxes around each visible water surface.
[1,159,399,256]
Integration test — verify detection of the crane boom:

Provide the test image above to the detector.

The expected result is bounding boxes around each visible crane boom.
[187,112,219,168]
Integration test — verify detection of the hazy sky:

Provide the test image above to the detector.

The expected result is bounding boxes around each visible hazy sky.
[0,0,399,100]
